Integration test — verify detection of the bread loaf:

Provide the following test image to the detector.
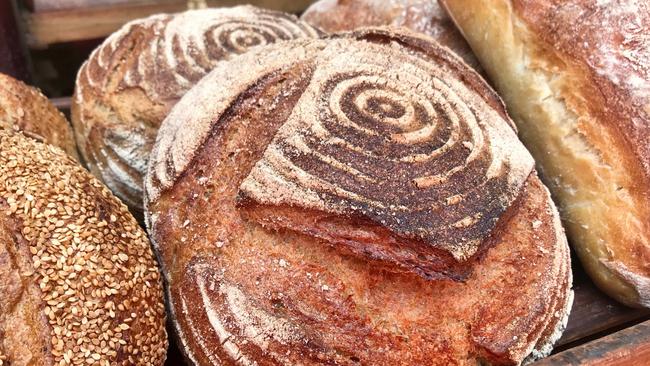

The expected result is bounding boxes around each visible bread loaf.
[301,0,481,70]
[145,28,572,365]
[0,131,167,365]
[0,73,78,160]
[72,6,320,216]
[441,0,650,308]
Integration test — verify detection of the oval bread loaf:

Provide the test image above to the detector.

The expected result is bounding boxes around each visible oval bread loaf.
[72,6,320,216]
[0,131,167,365]
[0,73,78,160]
[301,0,481,70]
[145,28,572,365]
[441,0,650,308]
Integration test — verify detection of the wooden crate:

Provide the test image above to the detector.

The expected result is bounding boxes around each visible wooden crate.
[20,0,314,48]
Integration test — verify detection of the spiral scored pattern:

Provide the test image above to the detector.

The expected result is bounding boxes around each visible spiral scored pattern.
[239,37,535,260]
[77,6,320,103]
[144,31,571,365]
[73,6,319,211]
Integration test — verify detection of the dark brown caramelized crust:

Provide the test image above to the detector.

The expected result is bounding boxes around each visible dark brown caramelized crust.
[146,28,572,365]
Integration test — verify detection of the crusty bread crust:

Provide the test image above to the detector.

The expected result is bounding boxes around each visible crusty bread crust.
[72,6,320,215]
[301,0,482,70]
[441,0,650,308]
[0,73,78,160]
[150,27,535,278]
[0,131,167,365]
[146,29,572,364]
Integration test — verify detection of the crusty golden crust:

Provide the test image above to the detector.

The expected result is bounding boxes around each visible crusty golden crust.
[441,0,650,308]
[0,215,53,366]
[301,0,482,70]
[0,73,78,160]
[0,131,167,365]
[72,6,320,215]
[146,29,572,364]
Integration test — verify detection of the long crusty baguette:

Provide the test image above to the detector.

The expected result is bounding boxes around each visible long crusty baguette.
[145,28,572,365]
[441,0,650,308]
[72,6,320,216]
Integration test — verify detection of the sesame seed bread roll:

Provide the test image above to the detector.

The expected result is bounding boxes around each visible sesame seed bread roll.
[72,6,320,217]
[145,28,572,365]
[0,131,167,366]
[440,0,650,308]
[0,73,78,160]
[301,0,482,71]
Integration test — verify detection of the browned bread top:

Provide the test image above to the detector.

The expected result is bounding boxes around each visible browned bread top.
[148,28,535,278]
[510,0,650,185]
[0,73,78,160]
[145,29,572,364]
[0,130,167,365]
[301,0,482,69]
[72,6,320,215]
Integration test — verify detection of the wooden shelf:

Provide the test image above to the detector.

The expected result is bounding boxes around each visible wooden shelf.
[22,0,313,48]
[536,320,650,365]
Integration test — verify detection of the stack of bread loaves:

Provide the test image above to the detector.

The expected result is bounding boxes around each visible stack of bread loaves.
[145,27,573,365]
[71,6,320,217]
[0,130,168,364]
[0,63,167,366]
[18,0,650,364]
[441,0,650,308]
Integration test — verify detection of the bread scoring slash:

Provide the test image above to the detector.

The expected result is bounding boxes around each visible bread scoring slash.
[72,6,320,217]
[145,28,572,365]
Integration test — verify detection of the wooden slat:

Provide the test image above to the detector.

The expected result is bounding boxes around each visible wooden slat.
[25,0,175,13]
[23,2,187,48]
[534,320,650,365]
[50,96,71,110]
[557,279,650,347]
[22,0,314,48]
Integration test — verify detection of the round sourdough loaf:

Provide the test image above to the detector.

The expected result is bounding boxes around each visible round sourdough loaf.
[0,131,167,365]
[0,73,78,160]
[72,6,320,216]
[301,0,481,71]
[440,0,650,308]
[145,29,572,365]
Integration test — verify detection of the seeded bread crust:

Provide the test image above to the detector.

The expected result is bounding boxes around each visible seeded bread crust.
[441,0,650,308]
[145,29,572,365]
[0,73,78,160]
[0,131,167,366]
[71,6,320,216]
[301,0,482,70]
